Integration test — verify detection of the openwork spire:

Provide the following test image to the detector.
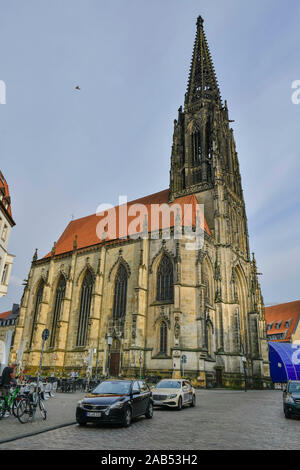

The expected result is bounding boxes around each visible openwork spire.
[185,16,221,107]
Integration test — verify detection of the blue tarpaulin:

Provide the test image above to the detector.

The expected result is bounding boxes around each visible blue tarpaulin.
[268,342,300,382]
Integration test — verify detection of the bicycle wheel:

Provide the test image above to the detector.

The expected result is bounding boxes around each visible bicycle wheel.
[12,396,22,417]
[0,397,6,419]
[17,397,33,423]
[39,397,47,420]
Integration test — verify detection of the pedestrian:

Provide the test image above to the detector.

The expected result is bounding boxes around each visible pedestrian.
[1,362,17,387]
[18,369,26,384]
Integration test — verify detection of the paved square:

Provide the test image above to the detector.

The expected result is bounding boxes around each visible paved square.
[0,389,299,450]
[0,391,84,442]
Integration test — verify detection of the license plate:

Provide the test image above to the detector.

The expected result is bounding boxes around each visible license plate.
[153,400,163,405]
[86,411,102,417]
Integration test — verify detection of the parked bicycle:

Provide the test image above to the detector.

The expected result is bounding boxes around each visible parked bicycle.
[17,383,47,423]
[0,384,23,419]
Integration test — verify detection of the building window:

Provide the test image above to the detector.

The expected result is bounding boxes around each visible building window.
[113,264,128,321]
[181,170,186,189]
[76,270,94,347]
[268,333,285,340]
[159,322,168,354]
[50,276,66,348]
[156,255,174,302]
[29,281,44,348]
[1,224,8,241]
[207,322,213,357]
[1,264,8,284]
[191,131,201,165]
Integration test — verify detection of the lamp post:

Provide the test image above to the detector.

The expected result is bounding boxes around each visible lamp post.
[242,356,247,392]
[139,350,143,380]
[107,335,113,378]
[278,362,283,389]
[53,352,57,376]
[95,356,99,380]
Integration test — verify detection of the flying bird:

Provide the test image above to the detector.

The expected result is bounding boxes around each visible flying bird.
[75,86,81,90]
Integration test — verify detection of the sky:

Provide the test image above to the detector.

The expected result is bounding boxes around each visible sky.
[0,0,300,311]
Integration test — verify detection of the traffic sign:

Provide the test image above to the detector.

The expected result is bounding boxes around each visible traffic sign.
[42,329,50,341]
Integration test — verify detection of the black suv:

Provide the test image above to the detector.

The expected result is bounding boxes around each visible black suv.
[283,380,300,419]
[76,379,153,427]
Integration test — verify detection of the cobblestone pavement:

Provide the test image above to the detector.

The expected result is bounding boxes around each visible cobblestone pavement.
[0,391,85,442]
[1,390,299,450]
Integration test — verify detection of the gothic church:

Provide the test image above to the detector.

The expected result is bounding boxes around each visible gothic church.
[11,17,270,388]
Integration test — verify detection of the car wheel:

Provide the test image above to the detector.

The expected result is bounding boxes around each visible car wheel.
[145,402,153,419]
[77,420,87,426]
[190,394,196,407]
[284,410,291,419]
[122,407,132,427]
[177,396,182,411]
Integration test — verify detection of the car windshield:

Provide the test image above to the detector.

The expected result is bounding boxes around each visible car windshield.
[92,381,131,395]
[156,380,181,389]
[288,382,300,393]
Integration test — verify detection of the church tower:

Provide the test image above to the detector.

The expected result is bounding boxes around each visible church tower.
[169,16,247,250]
[170,16,269,383]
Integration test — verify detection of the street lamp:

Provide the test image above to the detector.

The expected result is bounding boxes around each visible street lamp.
[107,335,113,378]
[278,362,283,389]
[242,356,247,392]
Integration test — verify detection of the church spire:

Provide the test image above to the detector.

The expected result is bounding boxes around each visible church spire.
[169,16,243,207]
[185,16,221,108]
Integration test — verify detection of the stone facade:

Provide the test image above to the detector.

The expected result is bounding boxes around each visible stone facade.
[0,171,15,298]
[0,304,19,373]
[10,16,270,388]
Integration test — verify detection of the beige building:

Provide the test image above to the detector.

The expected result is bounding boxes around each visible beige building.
[0,304,19,373]
[0,171,15,298]
[265,300,300,344]
[11,17,270,388]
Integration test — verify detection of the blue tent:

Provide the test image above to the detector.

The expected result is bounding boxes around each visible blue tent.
[268,342,300,382]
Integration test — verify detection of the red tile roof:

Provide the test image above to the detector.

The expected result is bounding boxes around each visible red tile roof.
[0,310,12,320]
[43,189,210,259]
[265,300,300,342]
[0,170,15,225]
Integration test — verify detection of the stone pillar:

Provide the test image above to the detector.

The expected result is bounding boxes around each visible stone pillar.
[55,248,78,369]
[133,239,149,345]
[31,253,57,366]
[86,256,103,359]
[10,288,30,363]
[216,303,224,351]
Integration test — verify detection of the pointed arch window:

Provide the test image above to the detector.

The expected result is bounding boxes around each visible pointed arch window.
[235,309,241,352]
[113,264,128,321]
[29,281,44,348]
[181,170,186,189]
[76,270,94,347]
[159,322,168,354]
[206,321,213,357]
[157,255,174,302]
[191,131,201,165]
[50,276,66,348]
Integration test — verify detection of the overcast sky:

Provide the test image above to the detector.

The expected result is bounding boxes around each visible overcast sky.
[0,0,300,311]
